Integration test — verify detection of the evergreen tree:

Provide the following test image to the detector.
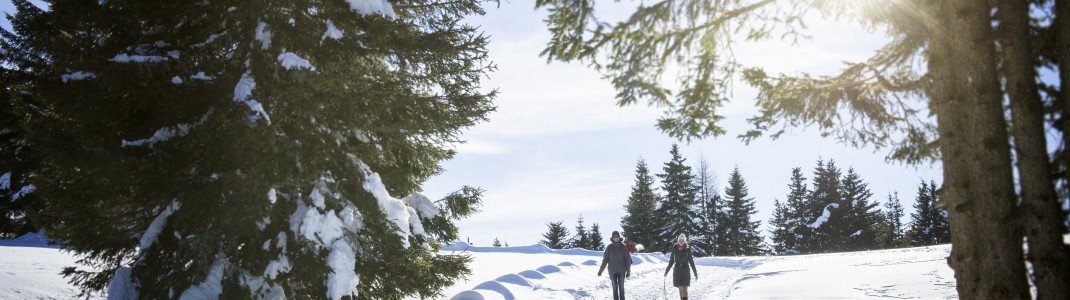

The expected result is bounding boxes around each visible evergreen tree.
[620,158,660,252]
[0,84,39,239]
[571,216,591,249]
[541,221,571,249]
[693,156,721,256]
[722,167,762,256]
[655,145,702,252]
[880,192,906,248]
[909,181,951,246]
[780,167,809,254]
[769,199,792,255]
[839,168,881,251]
[806,159,844,253]
[589,223,605,251]
[492,238,502,247]
[1,0,493,298]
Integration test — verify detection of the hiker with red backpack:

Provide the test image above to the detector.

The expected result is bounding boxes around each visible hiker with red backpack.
[597,231,632,300]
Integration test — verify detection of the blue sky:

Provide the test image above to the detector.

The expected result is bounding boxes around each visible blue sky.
[419,2,942,246]
[1,1,944,246]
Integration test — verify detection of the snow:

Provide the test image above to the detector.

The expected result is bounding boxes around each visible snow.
[323,20,344,40]
[278,52,315,71]
[268,187,278,204]
[233,72,271,123]
[263,254,291,280]
[106,267,135,300]
[402,193,441,219]
[110,53,170,63]
[137,201,180,255]
[190,72,214,81]
[61,71,96,83]
[255,21,272,50]
[179,258,228,300]
[171,76,183,84]
[326,240,359,300]
[0,172,9,190]
[809,203,839,229]
[346,0,396,17]
[121,124,191,147]
[356,160,419,247]
[11,184,35,201]
[440,243,956,299]
[0,240,961,300]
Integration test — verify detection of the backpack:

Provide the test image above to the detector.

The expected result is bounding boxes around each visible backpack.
[625,241,637,254]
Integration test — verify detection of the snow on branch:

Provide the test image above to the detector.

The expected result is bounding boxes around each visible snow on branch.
[278,52,315,71]
[808,203,839,229]
[60,71,96,83]
[347,0,396,17]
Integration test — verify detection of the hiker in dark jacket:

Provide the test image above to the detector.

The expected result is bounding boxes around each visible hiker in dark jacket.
[664,233,698,300]
[598,231,631,300]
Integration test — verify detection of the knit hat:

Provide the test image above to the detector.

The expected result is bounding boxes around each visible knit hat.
[611,231,621,238]
[677,233,687,242]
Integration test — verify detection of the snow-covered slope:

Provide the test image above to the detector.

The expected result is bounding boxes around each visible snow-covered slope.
[440,243,956,299]
[0,239,955,299]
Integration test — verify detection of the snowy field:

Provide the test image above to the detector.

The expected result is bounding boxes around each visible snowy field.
[0,236,956,299]
[439,243,956,299]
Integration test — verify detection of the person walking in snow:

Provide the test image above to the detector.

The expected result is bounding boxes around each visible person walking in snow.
[598,231,631,300]
[664,233,698,300]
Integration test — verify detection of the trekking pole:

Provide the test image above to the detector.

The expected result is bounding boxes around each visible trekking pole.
[662,274,667,300]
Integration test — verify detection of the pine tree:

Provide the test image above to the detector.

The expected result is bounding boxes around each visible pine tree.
[722,167,762,256]
[839,168,881,251]
[769,199,792,255]
[541,221,571,249]
[1,0,493,298]
[780,167,809,254]
[656,145,702,252]
[571,216,591,249]
[909,181,950,246]
[620,158,659,252]
[693,156,721,256]
[806,159,844,253]
[589,223,605,251]
[880,192,906,248]
[492,238,502,247]
[0,84,39,239]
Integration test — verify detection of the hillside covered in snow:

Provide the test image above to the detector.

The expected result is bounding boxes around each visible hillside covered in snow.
[2,236,956,299]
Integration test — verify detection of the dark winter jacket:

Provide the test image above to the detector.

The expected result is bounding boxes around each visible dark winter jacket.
[665,244,697,287]
[598,242,632,275]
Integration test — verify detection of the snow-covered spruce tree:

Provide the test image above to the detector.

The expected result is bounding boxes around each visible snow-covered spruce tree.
[0,72,40,239]
[589,223,604,250]
[541,221,570,249]
[1,0,493,298]
[620,158,659,253]
[839,168,881,251]
[570,216,591,250]
[805,159,843,253]
[655,145,701,253]
[492,238,502,247]
[722,167,762,256]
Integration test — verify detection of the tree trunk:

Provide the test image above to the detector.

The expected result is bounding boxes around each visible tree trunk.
[1057,0,1070,222]
[927,0,1031,298]
[997,0,1070,298]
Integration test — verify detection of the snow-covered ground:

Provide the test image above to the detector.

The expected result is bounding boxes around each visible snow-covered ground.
[1,237,956,299]
[440,243,956,300]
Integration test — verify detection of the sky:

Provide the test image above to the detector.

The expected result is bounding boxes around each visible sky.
[418,1,943,246]
[1,1,944,247]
